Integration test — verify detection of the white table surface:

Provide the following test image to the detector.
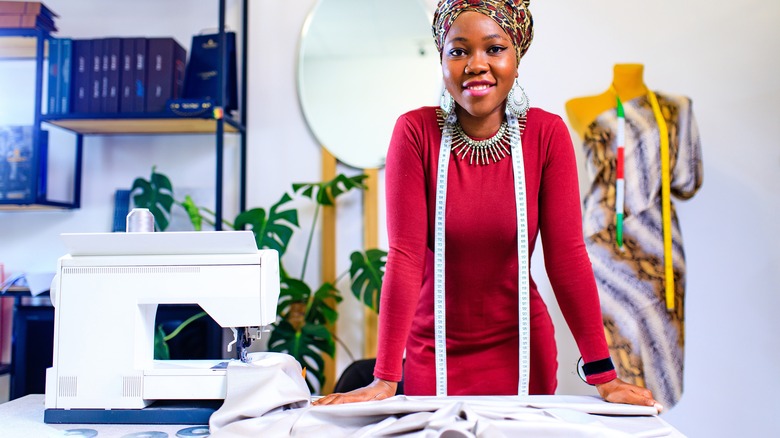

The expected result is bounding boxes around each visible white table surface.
[0,394,687,438]
[0,395,194,438]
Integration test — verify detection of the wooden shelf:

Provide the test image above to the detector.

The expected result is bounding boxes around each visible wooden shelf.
[42,115,242,135]
[0,203,74,211]
[0,34,47,60]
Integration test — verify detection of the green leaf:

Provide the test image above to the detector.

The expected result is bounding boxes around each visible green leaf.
[180,195,203,231]
[292,173,368,206]
[163,311,207,342]
[349,249,387,313]
[269,278,340,393]
[308,282,342,326]
[234,193,299,254]
[268,320,335,392]
[130,167,175,231]
[154,325,170,360]
[277,277,310,318]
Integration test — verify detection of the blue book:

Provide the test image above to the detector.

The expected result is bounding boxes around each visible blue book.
[0,126,35,203]
[35,130,48,200]
[0,127,7,197]
[112,189,131,232]
[59,38,72,113]
[46,37,60,114]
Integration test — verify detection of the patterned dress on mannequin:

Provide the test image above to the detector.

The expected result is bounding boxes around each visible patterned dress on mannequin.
[580,92,702,409]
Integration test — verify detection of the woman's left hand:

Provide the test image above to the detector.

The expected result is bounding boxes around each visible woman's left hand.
[595,378,664,413]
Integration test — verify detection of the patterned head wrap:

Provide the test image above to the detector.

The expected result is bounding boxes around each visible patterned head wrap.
[432,0,534,65]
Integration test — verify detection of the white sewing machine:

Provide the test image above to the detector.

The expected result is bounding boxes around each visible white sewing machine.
[43,231,280,423]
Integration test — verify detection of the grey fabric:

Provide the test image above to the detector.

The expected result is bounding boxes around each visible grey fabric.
[209,352,311,436]
[208,359,670,438]
[212,396,651,437]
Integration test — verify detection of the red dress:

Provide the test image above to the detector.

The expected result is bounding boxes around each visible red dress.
[374,106,616,395]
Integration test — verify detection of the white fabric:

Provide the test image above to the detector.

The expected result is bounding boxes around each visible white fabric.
[208,355,672,437]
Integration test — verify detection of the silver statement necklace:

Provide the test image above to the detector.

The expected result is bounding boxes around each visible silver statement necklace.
[437,109,523,165]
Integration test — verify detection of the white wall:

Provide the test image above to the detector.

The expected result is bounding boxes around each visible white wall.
[1,1,778,436]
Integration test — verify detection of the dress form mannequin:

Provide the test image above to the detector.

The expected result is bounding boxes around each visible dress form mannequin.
[565,64,647,139]
[565,65,703,409]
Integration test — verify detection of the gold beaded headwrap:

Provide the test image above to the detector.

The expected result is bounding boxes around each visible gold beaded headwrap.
[432,0,534,65]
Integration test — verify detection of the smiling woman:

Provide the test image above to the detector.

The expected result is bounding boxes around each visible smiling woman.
[313,0,663,412]
[297,0,440,169]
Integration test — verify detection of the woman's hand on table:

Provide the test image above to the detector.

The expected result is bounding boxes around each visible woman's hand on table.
[313,376,662,413]
[596,378,664,413]
[312,378,397,406]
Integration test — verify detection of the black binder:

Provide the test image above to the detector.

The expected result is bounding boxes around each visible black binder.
[70,39,91,114]
[89,38,102,113]
[183,32,237,112]
[133,37,147,113]
[145,37,186,113]
[102,37,122,113]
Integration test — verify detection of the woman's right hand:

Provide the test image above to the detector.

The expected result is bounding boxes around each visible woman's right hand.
[312,378,398,406]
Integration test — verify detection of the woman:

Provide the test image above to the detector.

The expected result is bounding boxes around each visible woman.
[315,0,660,411]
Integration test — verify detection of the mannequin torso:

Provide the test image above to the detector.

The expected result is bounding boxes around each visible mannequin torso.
[565,64,648,139]
[569,63,704,409]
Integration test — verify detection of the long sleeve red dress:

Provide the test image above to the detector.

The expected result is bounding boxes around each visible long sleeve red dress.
[374,106,616,395]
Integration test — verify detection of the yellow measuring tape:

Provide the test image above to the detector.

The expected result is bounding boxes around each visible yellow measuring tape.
[647,91,675,311]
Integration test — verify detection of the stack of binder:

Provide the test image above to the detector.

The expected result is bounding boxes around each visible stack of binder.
[48,36,187,115]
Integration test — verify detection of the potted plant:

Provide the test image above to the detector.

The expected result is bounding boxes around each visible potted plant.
[131,167,386,392]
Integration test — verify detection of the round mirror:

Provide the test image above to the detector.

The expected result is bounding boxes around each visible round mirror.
[298,0,441,169]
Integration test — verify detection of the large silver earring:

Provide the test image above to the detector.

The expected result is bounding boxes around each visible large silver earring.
[440,88,455,115]
[506,79,530,118]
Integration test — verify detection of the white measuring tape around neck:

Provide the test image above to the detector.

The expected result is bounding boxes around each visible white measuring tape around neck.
[434,110,531,396]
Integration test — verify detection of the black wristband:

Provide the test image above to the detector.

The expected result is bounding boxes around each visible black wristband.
[581,357,615,376]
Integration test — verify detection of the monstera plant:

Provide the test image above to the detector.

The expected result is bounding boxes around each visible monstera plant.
[131,168,386,392]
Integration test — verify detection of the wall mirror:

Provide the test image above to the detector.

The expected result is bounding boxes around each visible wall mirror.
[298,0,440,169]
